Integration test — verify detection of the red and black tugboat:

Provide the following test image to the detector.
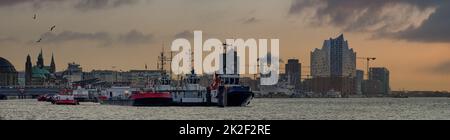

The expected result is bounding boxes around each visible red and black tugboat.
[99,74,173,106]
[129,74,173,106]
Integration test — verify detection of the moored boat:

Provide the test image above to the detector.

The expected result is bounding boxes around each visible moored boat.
[52,95,79,105]
[208,73,254,107]
[99,74,174,106]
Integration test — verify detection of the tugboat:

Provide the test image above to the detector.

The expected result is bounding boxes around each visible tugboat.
[171,69,208,106]
[131,73,173,106]
[207,45,254,107]
[99,74,173,106]
[208,73,254,107]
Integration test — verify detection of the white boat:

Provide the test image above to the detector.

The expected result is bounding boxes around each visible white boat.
[172,70,208,105]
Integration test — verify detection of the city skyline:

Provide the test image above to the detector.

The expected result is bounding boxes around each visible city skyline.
[0,0,449,91]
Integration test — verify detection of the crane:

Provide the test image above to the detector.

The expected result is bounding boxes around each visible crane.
[357,57,376,78]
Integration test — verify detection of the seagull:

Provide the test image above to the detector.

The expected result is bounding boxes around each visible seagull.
[50,25,56,31]
[33,14,36,20]
[36,38,42,43]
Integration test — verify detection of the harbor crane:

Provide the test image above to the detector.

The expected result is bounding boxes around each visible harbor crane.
[357,57,376,78]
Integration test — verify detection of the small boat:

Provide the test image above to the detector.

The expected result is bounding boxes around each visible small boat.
[52,95,79,105]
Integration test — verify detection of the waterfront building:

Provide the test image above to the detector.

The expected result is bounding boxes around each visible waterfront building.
[362,79,383,95]
[63,62,83,84]
[128,70,164,87]
[25,50,56,86]
[83,70,120,83]
[356,70,364,95]
[285,59,301,88]
[311,34,356,78]
[0,57,18,86]
[309,34,357,96]
[369,67,390,94]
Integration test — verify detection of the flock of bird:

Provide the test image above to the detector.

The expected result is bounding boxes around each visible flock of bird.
[34,14,56,43]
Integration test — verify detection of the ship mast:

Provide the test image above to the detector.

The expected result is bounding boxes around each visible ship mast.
[157,43,173,75]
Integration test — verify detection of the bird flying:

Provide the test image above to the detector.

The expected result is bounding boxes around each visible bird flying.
[50,25,56,31]
[36,38,42,43]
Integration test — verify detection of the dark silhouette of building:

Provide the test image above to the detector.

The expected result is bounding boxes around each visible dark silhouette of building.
[0,57,18,86]
[309,34,357,96]
[50,53,56,73]
[25,55,32,85]
[308,77,356,97]
[24,49,56,85]
[37,49,44,69]
[362,79,383,95]
[285,59,301,88]
[355,70,364,95]
[311,34,356,77]
[369,67,390,94]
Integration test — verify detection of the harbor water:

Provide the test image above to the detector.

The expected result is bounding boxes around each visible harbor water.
[1,98,449,120]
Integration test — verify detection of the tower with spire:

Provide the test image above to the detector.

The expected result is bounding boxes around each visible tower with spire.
[50,53,56,73]
[25,55,32,85]
[25,49,57,85]
[37,49,44,69]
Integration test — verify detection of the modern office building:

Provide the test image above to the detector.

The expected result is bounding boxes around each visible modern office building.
[355,70,364,95]
[311,34,356,78]
[309,34,357,96]
[285,59,301,88]
[369,67,390,94]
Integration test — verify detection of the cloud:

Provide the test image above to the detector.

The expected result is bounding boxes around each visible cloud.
[0,0,66,9]
[39,31,112,45]
[74,0,139,11]
[118,30,153,44]
[0,0,141,11]
[430,60,450,74]
[0,0,54,6]
[36,30,153,46]
[0,36,19,43]
[174,30,194,39]
[392,1,450,43]
[242,17,259,24]
[289,0,450,43]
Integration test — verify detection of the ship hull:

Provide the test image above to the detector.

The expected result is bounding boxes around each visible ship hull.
[101,92,173,106]
[100,90,254,107]
[224,91,254,107]
[100,98,173,106]
[216,86,254,107]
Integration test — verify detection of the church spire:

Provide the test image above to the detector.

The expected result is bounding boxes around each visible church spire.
[50,52,56,73]
[37,48,44,68]
[25,54,32,85]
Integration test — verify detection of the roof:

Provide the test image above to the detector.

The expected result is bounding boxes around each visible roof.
[0,57,17,73]
[32,67,50,78]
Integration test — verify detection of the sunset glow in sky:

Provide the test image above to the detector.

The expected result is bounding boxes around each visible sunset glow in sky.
[0,0,449,91]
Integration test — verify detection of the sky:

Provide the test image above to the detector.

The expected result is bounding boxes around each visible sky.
[0,0,449,91]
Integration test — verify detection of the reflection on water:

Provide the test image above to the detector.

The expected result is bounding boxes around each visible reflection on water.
[0,98,449,120]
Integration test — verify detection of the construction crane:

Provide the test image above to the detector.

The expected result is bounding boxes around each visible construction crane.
[357,57,376,78]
